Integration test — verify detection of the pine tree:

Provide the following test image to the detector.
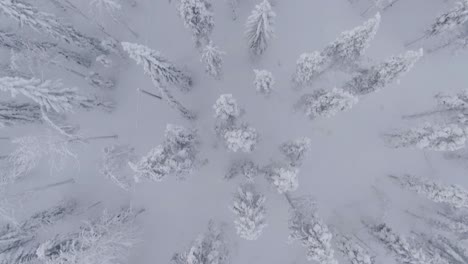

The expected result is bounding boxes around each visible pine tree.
[0,101,42,127]
[426,1,468,38]
[279,137,312,166]
[129,124,201,182]
[368,223,430,264]
[295,88,358,119]
[265,164,299,194]
[322,13,381,69]
[230,183,267,240]
[100,144,137,191]
[335,234,376,264]
[253,69,274,96]
[292,52,328,88]
[414,232,467,264]
[0,0,106,54]
[224,125,259,152]
[122,42,195,119]
[345,49,423,95]
[36,206,141,264]
[201,41,225,80]
[245,0,276,56]
[385,123,468,151]
[172,221,229,264]
[177,0,215,47]
[225,159,260,181]
[389,174,468,209]
[288,196,337,264]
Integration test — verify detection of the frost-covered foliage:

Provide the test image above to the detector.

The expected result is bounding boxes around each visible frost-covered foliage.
[177,0,214,47]
[265,164,299,193]
[213,94,241,122]
[90,0,122,14]
[245,0,276,56]
[345,49,423,95]
[0,77,88,113]
[0,200,76,255]
[413,231,467,264]
[288,197,337,264]
[323,13,381,68]
[369,223,430,264]
[122,42,195,119]
[0,0,105,53]
[172,221,229,264]
[335,234,376,264]
[389,174,468,209]
[201,42,225,80]
[122,42,192,92]
[0,101,42,127]
[279,137,311,166]
[230,184,267,240]
[253,69,274,96]
[224,125,259,153]
[100,144,137,191]
[429,210,468,238]
[129,124,201,182]
[435,90,468,111]
[225,159,260,181]
[295,88,358,119]
[385,123,468,151]
[36,206,141,264]
[426,0,468,38]
[292,52,328,88]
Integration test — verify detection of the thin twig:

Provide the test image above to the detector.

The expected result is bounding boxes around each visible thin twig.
[138,88,162,100]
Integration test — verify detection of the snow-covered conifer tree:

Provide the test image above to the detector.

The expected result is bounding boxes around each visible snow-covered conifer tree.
[253,69,274,96]
[413,232,467,264]
[213,94,242,137]
[279,137,311,166]
[0,101,42,127]
[225,159,259,181]
[322,13,381,69]
[335,234,376,264]
[288,196,337,264]
[389,174,468,209]
[385,123,468,151]
[224,125,259,152]
[230,184,267,240]
[265,164,299,194]
[122,42,195,119]
[172,221,229,264]
[292,52,328,88]
[176,0,215,47]
[245,0,276,56]
[0,0,106,54]
[345,49,423,95]
[201,41,225,80]
[368,223,430,264]
[36,206,141,264]
[100,144,137,191]
[426,1,468,38]
[129,124,201,182]
[295,88,358,119]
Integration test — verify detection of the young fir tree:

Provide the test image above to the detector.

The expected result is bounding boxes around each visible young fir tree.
[100,144,137,191]
[292,51,328,88]
[172,221,229,264]
[345,49,423,96]
[36,206,141,264]
[201,41,225,80]
[176,0,215,48]
[295,88,358,120]
[288,196,338,264]
[253,69,274,96]
[0,0,106,54]
[368,223,430,264]
[122,42,195,119]
[322,13,381,70]
[384,123,468,151]
[265,164,299,194]
[279,137,312,166]
[230,183,267,240]
[389,174,468,209]
[0,101,42,128]
[245,0,276,56]
[129,124,201,182]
